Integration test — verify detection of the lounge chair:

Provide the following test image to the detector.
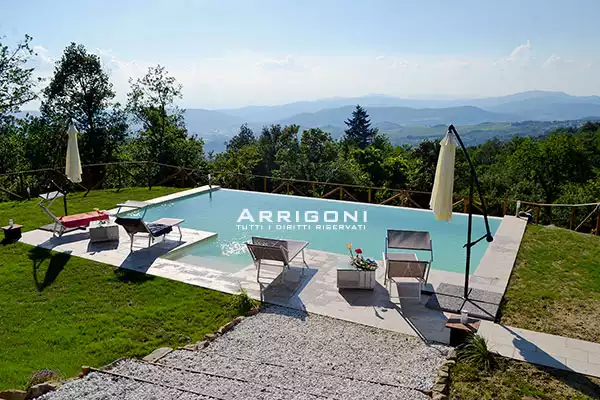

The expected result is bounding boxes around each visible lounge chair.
[38,191,109,237]
[115,217,184,251]
[384,230,433,299]
[246,237,309,282]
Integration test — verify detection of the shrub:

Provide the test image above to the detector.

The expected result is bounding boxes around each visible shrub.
[229,287,259,314]
[27,369,61,388]
[458,334,498,372]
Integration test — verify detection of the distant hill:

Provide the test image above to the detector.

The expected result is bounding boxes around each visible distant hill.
[197,91,600,152]
[183,109,245,136]
[16,91,600,153]
[217,91,600,122]
[275,105,514,132]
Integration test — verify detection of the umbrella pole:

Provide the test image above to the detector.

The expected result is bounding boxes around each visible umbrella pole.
[448,124,494,300]
[465,176,473,298]
[50,180,68,215]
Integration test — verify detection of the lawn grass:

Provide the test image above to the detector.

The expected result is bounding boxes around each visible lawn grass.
[449,355,600,399]
[0,186,184,233]
[500,225,600,342]
[0,187,241,390]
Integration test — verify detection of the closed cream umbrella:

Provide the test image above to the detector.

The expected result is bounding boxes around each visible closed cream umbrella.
[429,129,458,221]
[65,123,82,183]
[430,125,494,301]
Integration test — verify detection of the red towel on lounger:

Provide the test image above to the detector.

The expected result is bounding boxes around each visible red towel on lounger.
[59,210,109,228]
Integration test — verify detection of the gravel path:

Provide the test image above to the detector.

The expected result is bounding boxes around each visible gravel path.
[38,372,209,400]
[169,306,449,390]
[40,305,449,400]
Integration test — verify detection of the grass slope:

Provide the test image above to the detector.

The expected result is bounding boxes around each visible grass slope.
[0,187,183,233]
[0,188,239,390]
[500,225,600,342]
[450,356,600,399]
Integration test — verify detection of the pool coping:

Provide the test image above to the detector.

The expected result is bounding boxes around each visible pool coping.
[145,185,222,254]
[151,186,507,275]
[102,185,222,255]
[111,185,524,298]
[220,188,504,221]
[470,215,528,294]
[151,188,526,298]
[145,185,221,205]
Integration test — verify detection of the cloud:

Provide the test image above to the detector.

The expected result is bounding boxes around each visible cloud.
[507,40,533,65]
[543,54,561,69]
[32,45,54,64]
[376,55,409,69]
[256,55,304,71]
[542,54,575,69]
[22,42,600,109]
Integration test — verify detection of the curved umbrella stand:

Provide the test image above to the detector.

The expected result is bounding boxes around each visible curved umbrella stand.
[448,124,494,299]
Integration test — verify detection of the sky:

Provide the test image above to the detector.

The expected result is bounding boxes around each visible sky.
[2,0,600,108]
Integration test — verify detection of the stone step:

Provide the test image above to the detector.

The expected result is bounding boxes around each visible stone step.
[109,358,428,400]
[40,371,210,400]
[161,347,436,392]
[108,359,323,400]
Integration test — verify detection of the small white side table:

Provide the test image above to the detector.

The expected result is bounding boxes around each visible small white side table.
[337,266,377,289]
[89,220,119,243]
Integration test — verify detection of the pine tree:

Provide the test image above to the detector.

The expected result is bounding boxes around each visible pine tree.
[343,105,377,149]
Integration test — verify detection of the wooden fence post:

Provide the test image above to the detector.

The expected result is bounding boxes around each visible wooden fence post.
[286,182,290,194]
[463,197,469,213]
[312,182,316,197]
[570,207,576,230]
[18,173,25,198]
[263,177,267,192]
[339,187,343,200]
[368,188,372,203]
[535,206,540,224]
[117,165,122,192]
[147,163,153,190]
[596,211,600,235]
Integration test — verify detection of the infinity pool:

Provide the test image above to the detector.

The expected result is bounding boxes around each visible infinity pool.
[142,189,501,273]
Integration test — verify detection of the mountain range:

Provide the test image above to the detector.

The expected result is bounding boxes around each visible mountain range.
[186,91,600,152]
[17,91,600,153]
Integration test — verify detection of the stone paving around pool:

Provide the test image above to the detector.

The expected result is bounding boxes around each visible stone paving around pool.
[19,186,600,379]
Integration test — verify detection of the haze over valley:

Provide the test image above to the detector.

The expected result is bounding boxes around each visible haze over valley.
[177,90,600,152]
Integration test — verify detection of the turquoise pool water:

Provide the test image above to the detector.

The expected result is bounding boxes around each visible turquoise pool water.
[143,189,501,273]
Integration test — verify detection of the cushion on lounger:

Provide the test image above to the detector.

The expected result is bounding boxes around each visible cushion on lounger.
[146,223,173,237]
[59,211,109,228]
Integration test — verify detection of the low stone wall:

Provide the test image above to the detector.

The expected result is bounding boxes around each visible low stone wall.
[429,348,457,400]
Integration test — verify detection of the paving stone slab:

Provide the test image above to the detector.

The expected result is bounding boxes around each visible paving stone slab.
[435,283,503,305]
[461,299,500,321]
[425,292,465,314]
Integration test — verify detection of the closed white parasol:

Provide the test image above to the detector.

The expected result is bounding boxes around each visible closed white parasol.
[429,129,458,221]
[65,123,82,183]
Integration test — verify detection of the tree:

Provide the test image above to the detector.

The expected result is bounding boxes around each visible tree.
[128,65,185,164]
[0,34,40,120]
[408,139,440,191]
[127,65,207,175]
[343,105,378,149]
[227,124,256,152]
[300,128,337,171]
[213,144,262,188]
[41,43,126,164]
[256,124,299,176]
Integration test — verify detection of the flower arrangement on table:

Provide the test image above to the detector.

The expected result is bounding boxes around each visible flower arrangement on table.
[347,242,378,271]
